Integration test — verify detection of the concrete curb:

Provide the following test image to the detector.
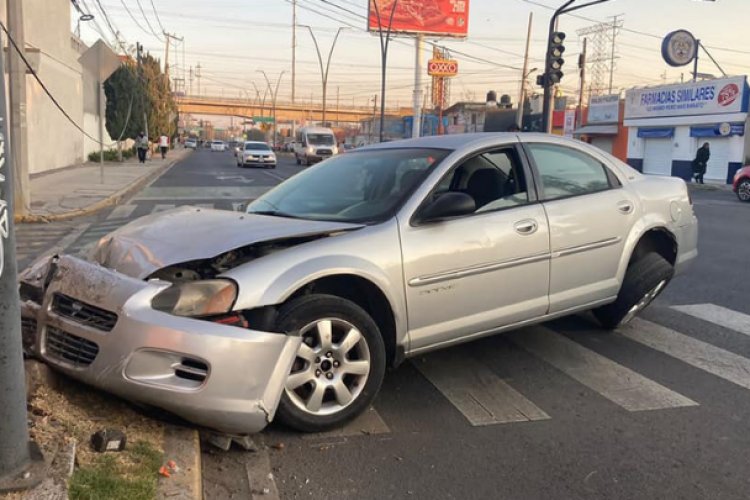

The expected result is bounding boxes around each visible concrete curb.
[159,427,203,499]
[15,150,191,224]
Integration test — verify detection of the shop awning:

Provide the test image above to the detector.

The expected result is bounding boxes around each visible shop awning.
[573,124,618,135]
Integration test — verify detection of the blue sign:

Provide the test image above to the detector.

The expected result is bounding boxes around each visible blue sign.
[637,127,675,139]
[690,123,745,137]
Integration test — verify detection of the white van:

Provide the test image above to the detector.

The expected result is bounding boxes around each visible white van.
[294,127,338,165]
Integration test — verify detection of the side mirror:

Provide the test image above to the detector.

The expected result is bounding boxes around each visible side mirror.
[235,202,247,212]
[418,192,476,222]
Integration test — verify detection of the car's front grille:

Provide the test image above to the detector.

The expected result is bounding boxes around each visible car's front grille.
[45,327,99,367]
[317,149,332,155]
[51,293,118,332]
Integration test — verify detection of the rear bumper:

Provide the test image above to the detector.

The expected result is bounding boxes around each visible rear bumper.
[20,255,300,434]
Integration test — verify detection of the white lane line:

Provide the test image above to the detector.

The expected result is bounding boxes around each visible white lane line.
[262,170,288,182]
[623,318,750,391]
[510,327,697,411]
[106,204,137,220]
[672,303,750,338]
[152,204,176,214]
[414,349,550,425]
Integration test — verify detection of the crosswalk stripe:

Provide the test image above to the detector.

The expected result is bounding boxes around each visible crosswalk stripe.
[106,204,138,220]
[623,318,750,391]
[671,303,750,338]
[414,349,550,425]
[152,204,176,214]
[510,327,697,411]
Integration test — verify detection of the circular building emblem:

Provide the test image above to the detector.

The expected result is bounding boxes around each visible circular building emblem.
[719,122,732,136]
[661,30,698,67]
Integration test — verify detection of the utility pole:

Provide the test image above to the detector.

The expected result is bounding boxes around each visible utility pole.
[189,66,194,95]
[7,0,29,216]
[336,86,340,127]
[412,35,424,139]
[608,14,620,93]
[300,25,346,127]
[578,37,587,128]
[258,70,285,148]
[516,12,533,130]
[0,28,43,493]
[291,0,296,105]
[196,63,202,97]
[163,32,184,87]
[136,43,148,140]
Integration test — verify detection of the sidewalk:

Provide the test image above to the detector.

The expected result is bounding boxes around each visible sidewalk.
[16,148,191,223]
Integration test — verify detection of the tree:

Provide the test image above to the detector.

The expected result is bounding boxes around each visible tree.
[141,54,177,141]
[104,62,146,158]
[247,128,265,141]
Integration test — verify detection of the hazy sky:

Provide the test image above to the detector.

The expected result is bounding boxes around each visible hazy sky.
[76,0,750,109]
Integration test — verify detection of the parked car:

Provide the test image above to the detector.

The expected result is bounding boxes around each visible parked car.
[237,141,276,168]
[211,140,226,152]
[185,138,197,149]
[19,133,697,435]
[732,165,750,202]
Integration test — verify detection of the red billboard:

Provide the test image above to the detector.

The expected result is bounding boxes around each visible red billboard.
[368,0,470,38]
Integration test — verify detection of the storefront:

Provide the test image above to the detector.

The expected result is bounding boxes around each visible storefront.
[624,76,750,184]
[574,94,628,161]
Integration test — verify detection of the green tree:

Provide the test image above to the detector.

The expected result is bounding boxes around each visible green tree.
[140,54,177,141]
[104,62,146,142]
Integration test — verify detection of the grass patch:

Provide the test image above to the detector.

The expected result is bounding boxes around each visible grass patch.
[68,441,163,500]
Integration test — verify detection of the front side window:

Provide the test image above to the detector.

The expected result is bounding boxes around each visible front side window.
[247,148,449,223]
[527,144,613,200]
[430,147,530,214]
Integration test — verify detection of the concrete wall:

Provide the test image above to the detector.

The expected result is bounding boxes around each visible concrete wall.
[1,0,113,175]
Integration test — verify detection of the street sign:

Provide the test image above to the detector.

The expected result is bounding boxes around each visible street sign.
[427,59,458,77]
[252,116,275,123]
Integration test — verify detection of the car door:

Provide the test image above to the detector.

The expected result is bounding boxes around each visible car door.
[399,145,550,352]
[523,141,637,314]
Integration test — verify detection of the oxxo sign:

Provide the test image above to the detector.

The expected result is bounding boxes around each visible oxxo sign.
[624,76,748,119]
[428,59,458,77]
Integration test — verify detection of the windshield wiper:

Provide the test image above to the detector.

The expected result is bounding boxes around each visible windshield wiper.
[248,210,300,219]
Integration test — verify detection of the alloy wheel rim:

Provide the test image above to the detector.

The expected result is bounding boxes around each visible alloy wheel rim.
[738,181,750,201]
[285,318,371,416]
[620,279,667,327]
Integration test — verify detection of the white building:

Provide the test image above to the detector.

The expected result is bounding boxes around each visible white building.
[624,76,749,184]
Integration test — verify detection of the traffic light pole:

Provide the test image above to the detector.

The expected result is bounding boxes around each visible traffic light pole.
[541,0,611,132]
[0,29,43,493]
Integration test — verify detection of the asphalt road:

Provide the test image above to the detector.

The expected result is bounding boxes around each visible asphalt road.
[14,151,750,499]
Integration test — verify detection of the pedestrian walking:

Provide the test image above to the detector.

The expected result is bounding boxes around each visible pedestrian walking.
[159,134,169,159]
[136,132,149,164]
[692,142,710,184]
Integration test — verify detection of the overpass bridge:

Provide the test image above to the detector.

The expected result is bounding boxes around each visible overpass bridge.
[176,95,413,125]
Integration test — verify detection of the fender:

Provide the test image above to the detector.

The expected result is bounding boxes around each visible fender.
[615,213,676,284]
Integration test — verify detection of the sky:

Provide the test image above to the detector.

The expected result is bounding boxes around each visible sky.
[74,0,750,113]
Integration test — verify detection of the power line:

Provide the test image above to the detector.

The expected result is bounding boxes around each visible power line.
[148,0,167,33]
[134,0,165,41]
[118,0,157,38]
[93,0,128,53]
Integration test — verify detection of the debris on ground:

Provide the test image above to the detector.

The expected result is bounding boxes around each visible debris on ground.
[90,429,127,453]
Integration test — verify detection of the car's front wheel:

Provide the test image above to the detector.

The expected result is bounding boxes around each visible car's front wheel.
[593,252,673,329]
[274,294,386,432]
[736,179,750,202]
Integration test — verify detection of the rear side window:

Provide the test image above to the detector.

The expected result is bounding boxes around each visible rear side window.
[527,144,613,200]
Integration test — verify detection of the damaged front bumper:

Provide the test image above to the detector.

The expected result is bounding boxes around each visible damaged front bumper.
[20,254,300,434]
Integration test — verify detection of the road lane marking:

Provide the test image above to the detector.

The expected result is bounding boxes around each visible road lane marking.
[106,204,137,220]
[509,327,697,411]
[672,303,750,338]
[302,407,390,440]
[414,349,550,425]
[622,318,750,391]
[152,204,176,214]
[262,170,288,182]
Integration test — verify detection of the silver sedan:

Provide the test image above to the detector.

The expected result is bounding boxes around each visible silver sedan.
[20,133,698,434]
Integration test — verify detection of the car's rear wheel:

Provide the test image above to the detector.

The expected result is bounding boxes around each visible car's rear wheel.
[736,179,750,202]
[593,252,673,329]
[274,294,386,432]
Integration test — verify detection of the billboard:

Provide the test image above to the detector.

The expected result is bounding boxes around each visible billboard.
[624,76,749,120]
[427,59,458,77]
[367,0,469,37]
[588,94,620,124]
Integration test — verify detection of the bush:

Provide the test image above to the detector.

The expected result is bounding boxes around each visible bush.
[88,147,135,162]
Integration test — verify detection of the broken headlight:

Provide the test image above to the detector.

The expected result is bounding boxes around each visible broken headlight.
[152,279,238,317]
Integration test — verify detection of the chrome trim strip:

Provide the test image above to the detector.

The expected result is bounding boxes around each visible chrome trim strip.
[409,252,550,287]
[551,236,622,259]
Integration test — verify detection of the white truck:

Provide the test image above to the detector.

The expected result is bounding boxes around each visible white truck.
[293,126,338,166]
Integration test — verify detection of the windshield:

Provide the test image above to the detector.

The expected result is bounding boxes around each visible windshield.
[247,148,449,223]
[307,133,335,146]
[245,143,271,151]
[212,141,222,145]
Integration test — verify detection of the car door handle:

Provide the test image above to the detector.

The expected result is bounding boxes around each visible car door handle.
[514,219,538,235]
[617,201,634,214]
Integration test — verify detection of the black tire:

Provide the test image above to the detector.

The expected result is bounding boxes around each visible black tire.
[736,179,750,202]
[593,252,674,329]
[295,155,301,165]
[274,294,386,433]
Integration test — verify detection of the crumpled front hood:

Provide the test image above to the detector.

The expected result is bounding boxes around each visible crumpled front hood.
[91,206,362,279]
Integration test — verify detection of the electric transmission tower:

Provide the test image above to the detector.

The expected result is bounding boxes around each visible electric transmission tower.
[577,15,623,96]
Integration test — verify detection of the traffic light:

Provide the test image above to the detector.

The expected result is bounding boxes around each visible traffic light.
[546,31,566,85]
